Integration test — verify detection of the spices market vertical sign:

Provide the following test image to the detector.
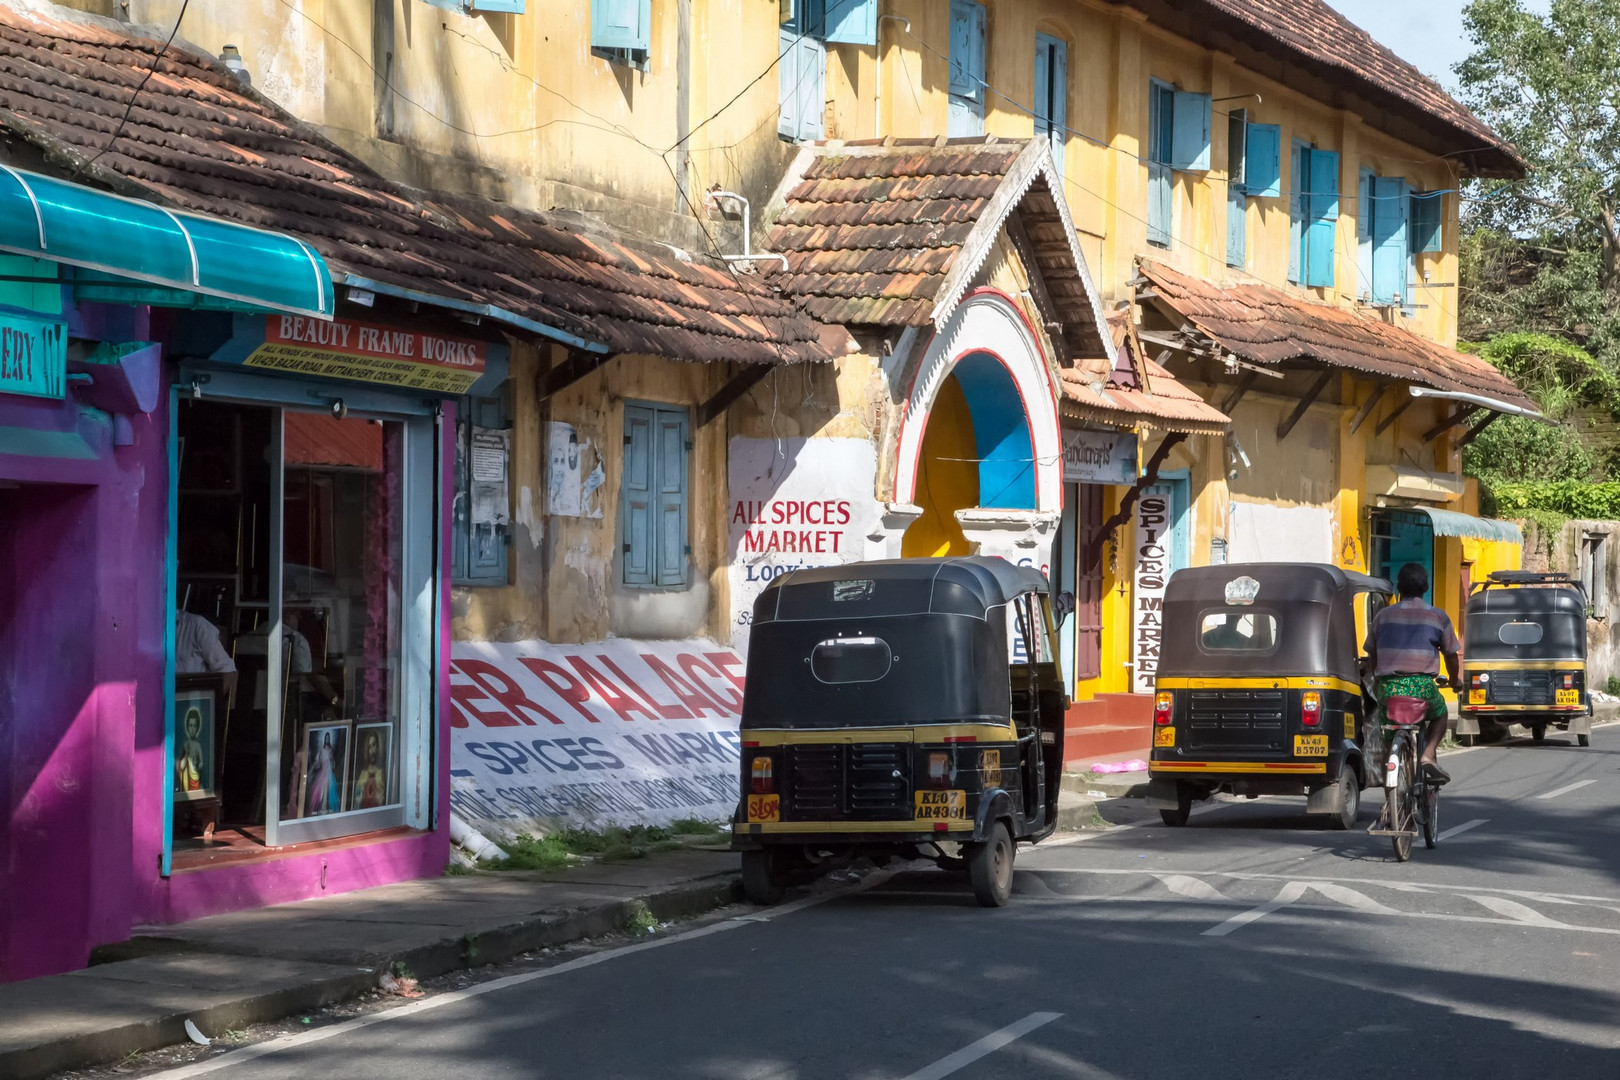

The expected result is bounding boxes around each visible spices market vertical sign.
[0,314,65,399]
[1132,490,1171,694]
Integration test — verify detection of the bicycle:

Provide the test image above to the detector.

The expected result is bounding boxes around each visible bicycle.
[1368,681,1445,862]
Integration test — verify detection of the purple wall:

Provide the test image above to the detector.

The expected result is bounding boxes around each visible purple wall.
[0,349,453,982]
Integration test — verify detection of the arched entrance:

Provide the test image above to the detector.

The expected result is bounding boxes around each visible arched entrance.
[903,352,1039,556]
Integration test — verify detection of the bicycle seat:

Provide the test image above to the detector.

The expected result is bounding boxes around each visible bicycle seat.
[1384,696,1427,727]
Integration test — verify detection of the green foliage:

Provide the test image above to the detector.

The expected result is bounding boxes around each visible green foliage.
[1607,675,1620,696]
[1486,480,1620,519]
[491,819,726,871]
[1462,333,1608,486]
[625,901,659,936]
[494,834,573,871]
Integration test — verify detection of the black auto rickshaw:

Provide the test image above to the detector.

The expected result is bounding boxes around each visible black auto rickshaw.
[1145,563,1391,828]
[731,557,1066,907]
[1458,571,1592,746]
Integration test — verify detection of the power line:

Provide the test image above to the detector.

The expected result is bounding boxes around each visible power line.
[89,0,191,167]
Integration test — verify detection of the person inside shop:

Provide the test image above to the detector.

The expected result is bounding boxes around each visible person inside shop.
[238,612,342,722]
[176,607,237,696]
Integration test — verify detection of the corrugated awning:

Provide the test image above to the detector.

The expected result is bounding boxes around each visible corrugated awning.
[0,165,332,317]
[1415,507,1523,544]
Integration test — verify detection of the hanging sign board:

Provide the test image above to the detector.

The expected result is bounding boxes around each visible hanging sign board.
[0,314,65,400]
[1062,429,1137,485]
[1132,490,1172,694]
[241,315,489,394]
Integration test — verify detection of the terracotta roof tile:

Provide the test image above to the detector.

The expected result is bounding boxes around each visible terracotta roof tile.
[1056,310,1231,434]
[1138,259,1538,412]
[0,6,845,365]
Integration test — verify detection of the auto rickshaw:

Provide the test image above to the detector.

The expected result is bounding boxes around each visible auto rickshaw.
[731,557,1066,907]
[1145,563,1391,828]
[1458,571,1592,746]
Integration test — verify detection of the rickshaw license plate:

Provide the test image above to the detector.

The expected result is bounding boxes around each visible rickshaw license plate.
[1153,726,1175,747]
[1468,689,1486,705]
[915,790,967,820]
[747,794,780,822]
[1556,689,1579,705]
[1294,735,1329,757]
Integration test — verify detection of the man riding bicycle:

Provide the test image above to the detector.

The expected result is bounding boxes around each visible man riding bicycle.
[1365,563,1461,785]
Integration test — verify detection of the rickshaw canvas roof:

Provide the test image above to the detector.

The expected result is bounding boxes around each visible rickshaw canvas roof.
[1166,563,1392,604]
[755,557,1050,622]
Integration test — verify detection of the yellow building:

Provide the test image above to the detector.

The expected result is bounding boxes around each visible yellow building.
[76,0,1538,749]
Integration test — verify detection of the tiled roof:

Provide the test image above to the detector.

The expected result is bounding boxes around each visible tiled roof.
[1058,312,1231,435]
[0,5,845,365]
[1113,0,1522,178]
[764,137,1114,363]
[1137,259,1539,414]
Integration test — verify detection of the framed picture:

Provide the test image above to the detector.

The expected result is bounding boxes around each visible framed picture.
[298,721,352,818]
[173,685,218,801]
[350,722,394,811]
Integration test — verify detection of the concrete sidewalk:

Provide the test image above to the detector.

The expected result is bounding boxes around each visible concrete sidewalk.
[0,849,741,1080]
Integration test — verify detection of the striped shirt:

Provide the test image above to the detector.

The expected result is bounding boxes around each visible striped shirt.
[1366,599,1460,676]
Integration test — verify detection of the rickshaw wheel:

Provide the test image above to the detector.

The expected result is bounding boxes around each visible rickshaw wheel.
[1330,768,1361,831]
[1579,733,1592,747]
[968,821,1015,907]
[1532,723,1548,744]
[1159,785,1193,827]
[740,849,787,906]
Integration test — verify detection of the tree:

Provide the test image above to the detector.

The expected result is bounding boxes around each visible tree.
[1457,0,1620,359]
[1463,333,1612,485]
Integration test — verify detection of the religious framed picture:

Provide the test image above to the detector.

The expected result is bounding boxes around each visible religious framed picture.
[172,685,218,802]
[298,721,352,818]
[350,722,393,811]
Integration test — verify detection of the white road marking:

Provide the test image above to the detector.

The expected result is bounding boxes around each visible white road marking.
[1034,802,1227,848]
[1436,818,1488,841]
[1537,779,1598,800]
[1155,874,1230,902]
[1309,882,1399,915]
[1469,895,1567,927]
[1201,881,1308,937]
[144,872,892,1078]
[900,1011,1063,1080]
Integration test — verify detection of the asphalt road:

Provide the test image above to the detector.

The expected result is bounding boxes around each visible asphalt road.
[148,725,1620,1080]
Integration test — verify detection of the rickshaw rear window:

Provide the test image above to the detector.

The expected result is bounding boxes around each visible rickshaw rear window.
[1498,622,1544,645]
[810,637,893,684]
[1199,611,1279,652]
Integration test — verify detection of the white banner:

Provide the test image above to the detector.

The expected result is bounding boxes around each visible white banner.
[1132,492,1173,693]
[728,437,883,654]
[449,639,747,836]
[1227,500,1334,565]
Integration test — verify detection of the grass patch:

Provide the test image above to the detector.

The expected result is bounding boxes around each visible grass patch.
[625,901,659,936]
[490,820,727,870]
[443,860,475,877]
[494,834,574,871]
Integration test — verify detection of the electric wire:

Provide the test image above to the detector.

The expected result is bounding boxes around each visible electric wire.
[89,0,192,167]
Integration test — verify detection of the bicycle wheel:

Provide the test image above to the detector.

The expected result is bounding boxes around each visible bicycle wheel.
[1422,779,1439,849]
[1388,738,1414,863]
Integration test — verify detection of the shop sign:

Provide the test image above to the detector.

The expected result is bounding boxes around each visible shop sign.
[1062,429,1136,485]
[0,313,65,400]
[243,315,488,394]
[728,437,885,655]
[449,639,748,834]
[1132,491,1172,694]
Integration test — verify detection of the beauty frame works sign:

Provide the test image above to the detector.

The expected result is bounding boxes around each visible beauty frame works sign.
[240,315,490,394]
[449,639,750,835]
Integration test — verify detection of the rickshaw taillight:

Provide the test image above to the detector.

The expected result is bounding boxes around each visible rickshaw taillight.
[1301,691,1322,727]
[750,755,774,795]
[1153,693,1173,726]
[927,752,951,788]
[1563,674,1575,690]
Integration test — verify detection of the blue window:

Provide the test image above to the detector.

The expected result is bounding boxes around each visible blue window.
[1290,141,1339,289]
[453,389,511,586]
[1410,191,1443,254]
[776,0,875,141]
[592,0,651,67]
[1244,123,1281,198]
[1226,108,1247,268]
[1357,170,1410,305]
[1147,80,1212,248]
[948,0,986,137]
[622,402,690,588]
[469,0,524,11]
[1034,34,1068,182]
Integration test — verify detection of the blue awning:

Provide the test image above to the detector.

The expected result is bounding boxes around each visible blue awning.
[0,165,332,318]
[1415,507,1523,544]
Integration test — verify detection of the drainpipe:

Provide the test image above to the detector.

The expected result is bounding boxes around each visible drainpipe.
[676,0,692,213]
[706,191,789,269]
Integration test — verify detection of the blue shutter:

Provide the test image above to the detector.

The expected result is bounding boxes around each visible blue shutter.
[593,0,650,52]
[778,29,826,141]
[1305,148,1339,288]
[470,0,525,11]
[654,408,690,587]
[1148,164,1171,247]
[1170,91,1211,171]
[451,413,470,582]
[1147,81,1171,246]
[466,397,509,584]
[1245,123,1280,198]
[1410,191,1443,253]
[1226,183,1246,268]
[778,27,800,139]
[948,0,985,137]
[825,0,876,44]
[1048,37,1067,181]
[1034,37,1050,141]
[622,404,654,586]
[1371,175,1409,304]
[1288,142,1305,283]
[1357,168,1376,300]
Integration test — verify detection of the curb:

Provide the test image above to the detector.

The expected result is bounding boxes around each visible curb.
[3,875,742,1080]
[1061,771,1148,800]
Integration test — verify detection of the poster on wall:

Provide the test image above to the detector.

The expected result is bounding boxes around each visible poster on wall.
[547,421,604,518]
[470,427,510,553]
[969,534,1054,665]
[727,437,884,655]
[1062,429,1137,485]
[449,639,749,835]
[1227,501,1334,565]
[1132,491,1173,694]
